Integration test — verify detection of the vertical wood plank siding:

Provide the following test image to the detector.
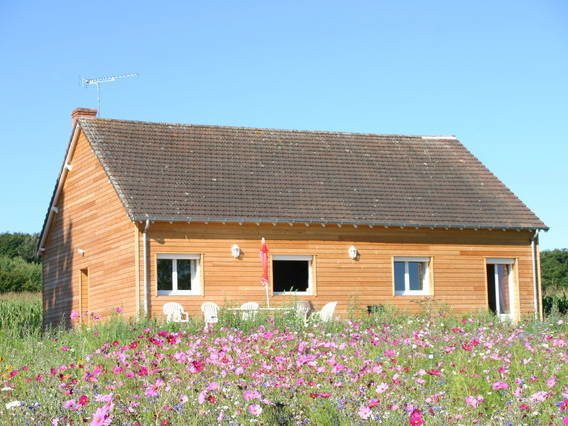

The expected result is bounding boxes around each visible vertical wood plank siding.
[42,131,136,327]
[139,223,536,321]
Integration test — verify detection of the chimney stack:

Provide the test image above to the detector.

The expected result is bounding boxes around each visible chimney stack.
[71,107,97,128]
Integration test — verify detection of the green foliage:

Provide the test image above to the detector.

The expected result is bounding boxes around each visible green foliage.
[0,232,42,293]
[0,255,42,293]
[0,232,39,263]
[541,249,568,290]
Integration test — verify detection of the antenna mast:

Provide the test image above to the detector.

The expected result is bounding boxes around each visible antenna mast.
[81,73,138,116]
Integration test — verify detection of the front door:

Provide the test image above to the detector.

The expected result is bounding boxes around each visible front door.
[486,259,515,320]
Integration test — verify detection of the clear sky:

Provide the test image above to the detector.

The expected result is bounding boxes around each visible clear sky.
[0,1,566,249]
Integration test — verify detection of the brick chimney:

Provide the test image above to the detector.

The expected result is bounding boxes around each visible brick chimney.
[71,107,97,128]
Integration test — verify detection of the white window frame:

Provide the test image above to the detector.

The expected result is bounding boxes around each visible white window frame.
[272,255,314,295]
[393,256,431,296]
[157,254,201,296]
[486,258,515,319]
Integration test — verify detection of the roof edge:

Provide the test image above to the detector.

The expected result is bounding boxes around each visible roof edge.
[37,123,82,256]
[131,216,549,232]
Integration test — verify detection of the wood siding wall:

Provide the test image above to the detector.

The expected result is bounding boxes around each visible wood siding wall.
[42,131,136,327]
[140,222,537,321]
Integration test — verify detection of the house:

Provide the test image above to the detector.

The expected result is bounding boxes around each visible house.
[38,108,548,327]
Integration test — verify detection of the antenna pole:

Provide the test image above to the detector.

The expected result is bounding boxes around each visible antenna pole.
[81,73,138,116]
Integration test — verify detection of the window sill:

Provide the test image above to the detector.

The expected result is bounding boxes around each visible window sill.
[394,291,430,296]
[273,291,313,296]
[158,291,201,297]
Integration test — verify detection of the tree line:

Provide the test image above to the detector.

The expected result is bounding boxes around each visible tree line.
[0,232,567,295]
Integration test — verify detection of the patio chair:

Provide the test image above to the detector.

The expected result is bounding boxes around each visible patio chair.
[294,300,312,323]
[239,302,259,320]
[309,302,337,324]
[201,302,220,325]
[163,302,190,323]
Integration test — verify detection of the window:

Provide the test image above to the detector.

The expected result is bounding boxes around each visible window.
[157,254,201,295]
[486,258,515,318]
[393,257,430,295]
[272,255,313,294]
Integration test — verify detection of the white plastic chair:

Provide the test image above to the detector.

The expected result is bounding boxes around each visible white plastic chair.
[309,302,337,324]
[201,302,220,325]
[239,302,259,320]
[163,302,190,323]
[294,301,312,323]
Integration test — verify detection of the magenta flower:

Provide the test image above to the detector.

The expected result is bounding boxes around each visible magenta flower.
[243,390,261,401]
[90,402,113,426]
[70,311,80,319]
[409,409,424,425]
[114,306,124,313]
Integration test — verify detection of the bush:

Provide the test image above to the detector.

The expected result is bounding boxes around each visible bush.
[0,255,42,293]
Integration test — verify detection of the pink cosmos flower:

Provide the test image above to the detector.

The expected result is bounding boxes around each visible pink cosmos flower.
[529,391,548,402]
[63,399,77,409]
[243,390,261,401]
[563,416,568,425]
[409,409,424,425]
[61,346,70,351]
[248,403,262,416]
[90,402,114,426]
[376,383,389,394]
[197,391,206,404]
[70,311,80,319]
[78,395,89,406]
[114,306,124,313]
[179,394,188,404]
[358,406,372,419]
[465,395,484,407]
[492,381,509,390]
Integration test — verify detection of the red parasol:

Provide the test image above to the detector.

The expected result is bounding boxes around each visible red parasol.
[259,237,270,307]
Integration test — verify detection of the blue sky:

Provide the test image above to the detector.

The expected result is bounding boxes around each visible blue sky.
[0,1,566,249]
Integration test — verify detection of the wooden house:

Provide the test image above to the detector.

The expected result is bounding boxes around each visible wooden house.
[38,108,548,326]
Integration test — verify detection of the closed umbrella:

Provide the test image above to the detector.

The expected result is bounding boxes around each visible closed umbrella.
[259,237,270,307]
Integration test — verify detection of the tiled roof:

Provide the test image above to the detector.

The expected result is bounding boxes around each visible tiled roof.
[78,118,547,230]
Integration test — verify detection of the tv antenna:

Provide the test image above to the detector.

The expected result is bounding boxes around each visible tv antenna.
[81,73,138,116]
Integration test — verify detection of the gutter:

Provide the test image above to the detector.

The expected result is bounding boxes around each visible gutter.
[143,219,150,318]
[531,230,540,320]
[131,216,549,232]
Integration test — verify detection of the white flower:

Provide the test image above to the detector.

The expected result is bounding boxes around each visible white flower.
[5,401,24,410]
[1,387,13,392]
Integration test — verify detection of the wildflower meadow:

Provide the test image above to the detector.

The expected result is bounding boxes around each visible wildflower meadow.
[0,296,567,425]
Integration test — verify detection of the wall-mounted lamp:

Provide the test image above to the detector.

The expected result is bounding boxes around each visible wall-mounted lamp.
[348,245,358,260]
[231,244,241,259]
[77,248,85,256]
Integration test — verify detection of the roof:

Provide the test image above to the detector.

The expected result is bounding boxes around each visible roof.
[69,117,546,231]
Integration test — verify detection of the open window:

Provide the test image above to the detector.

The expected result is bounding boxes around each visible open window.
[157,254,201,296]
[486,258,515,319]
[272,255,313,295]
[393,257,431,296]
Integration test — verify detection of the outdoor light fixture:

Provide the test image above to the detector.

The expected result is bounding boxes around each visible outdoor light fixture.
[231,244,241,259]
[77,248,85,256]
[348,246,358,260]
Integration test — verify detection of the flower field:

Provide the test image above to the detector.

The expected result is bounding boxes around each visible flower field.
[0,302,567,425]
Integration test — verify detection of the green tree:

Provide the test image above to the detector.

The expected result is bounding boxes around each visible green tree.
[0,232,39,263]
[540,249,568,290]
[0,255,42,292]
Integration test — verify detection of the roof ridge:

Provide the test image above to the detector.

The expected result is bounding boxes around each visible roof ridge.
[77,117,455,140]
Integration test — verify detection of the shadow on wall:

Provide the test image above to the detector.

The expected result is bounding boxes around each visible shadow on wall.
[43,195,74,329]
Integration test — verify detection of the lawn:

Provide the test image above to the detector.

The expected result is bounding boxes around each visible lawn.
[0,294,566,425]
